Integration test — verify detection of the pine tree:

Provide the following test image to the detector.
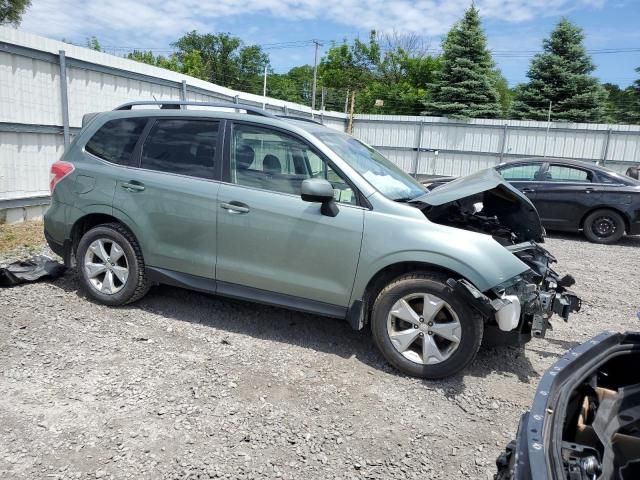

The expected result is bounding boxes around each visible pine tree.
[423,5,501,119]
[511,18,607,123]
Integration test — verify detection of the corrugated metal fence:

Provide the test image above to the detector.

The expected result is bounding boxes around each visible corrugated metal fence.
[1,27,640,211]
[354,115,640,178]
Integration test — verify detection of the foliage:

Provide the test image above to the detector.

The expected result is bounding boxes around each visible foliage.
[0,0,31,25]
[423,5,501,119]
[86,36,102,52]
[172,31,268,93]
[511,18,607,123]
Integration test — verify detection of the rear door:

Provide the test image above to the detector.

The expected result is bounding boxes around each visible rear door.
[113,117,222,278]
[532,164,601,231]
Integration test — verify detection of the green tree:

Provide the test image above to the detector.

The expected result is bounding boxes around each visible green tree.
[126,50,180,73]
[511,18,607,123]
[319,32,380,93]
[0,0,31,25]
[172,31,268,93]
[86,36,102,52]
[621,67,640,124]
[423,5,501,119]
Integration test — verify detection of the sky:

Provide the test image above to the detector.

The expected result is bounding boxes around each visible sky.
[18,0,640,87]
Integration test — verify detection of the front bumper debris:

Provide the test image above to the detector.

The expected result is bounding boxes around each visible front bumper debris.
[448,241,582,342]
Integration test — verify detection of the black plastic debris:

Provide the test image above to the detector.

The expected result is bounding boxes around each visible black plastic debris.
[0,255,66,287]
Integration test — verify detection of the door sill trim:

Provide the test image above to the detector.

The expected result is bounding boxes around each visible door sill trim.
[146,266,348,319]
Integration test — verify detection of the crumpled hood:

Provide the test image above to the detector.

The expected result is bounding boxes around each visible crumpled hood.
[412,168,545,242]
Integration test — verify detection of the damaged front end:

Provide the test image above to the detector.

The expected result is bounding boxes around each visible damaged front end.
[411,169,581,345]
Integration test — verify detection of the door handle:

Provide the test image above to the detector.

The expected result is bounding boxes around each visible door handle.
[220,201,250,214]
[585,188,594,193]
[121,181,145,192]
[522,188,535,193]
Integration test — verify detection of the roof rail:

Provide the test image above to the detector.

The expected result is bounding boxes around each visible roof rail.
[113,100,276,118]
[276,115,323,125]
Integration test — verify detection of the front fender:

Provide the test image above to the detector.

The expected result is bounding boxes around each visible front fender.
[351,209,531,303]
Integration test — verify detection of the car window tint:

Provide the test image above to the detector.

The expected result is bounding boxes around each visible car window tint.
[231,124,356,205]
[548,165,591,182]
[85,118,147,166]
[498,164,540,181]
[140,119,218,179]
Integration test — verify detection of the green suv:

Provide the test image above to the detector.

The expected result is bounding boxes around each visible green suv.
[44,101,580,379]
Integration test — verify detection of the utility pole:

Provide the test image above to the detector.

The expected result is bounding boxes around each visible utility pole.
[344,89,350,114]
[262,64,268,109]
[321,87,326,111]
[543,100,552,157]
[347,90,356,134]
[311,40,320,111]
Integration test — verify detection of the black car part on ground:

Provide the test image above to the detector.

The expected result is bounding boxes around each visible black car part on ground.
[496,331,640,480]
[0,256,66,287]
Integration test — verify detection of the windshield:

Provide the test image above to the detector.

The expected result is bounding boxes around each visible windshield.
[316,132,426,201]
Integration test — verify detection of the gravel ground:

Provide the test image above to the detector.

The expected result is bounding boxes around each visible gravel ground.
[1,233,639,480]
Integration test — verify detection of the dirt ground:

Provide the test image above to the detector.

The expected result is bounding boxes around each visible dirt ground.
[1,230,639,479]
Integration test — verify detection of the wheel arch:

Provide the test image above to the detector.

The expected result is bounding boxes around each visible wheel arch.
[70,212,141,259]
[358,261,476,327]
[579,206,630,233]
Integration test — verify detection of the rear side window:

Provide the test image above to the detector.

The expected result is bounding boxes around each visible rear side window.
[85,118,147,166]
[548,165,592,182]
[140,119,219,180]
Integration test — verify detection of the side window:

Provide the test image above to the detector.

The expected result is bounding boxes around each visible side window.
[231,124,356,205]
[140,119,218,180]
[498,163,541,181]
[547,165,592,182]
[85,117,147,166]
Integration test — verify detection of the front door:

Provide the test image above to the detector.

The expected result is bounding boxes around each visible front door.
[113,118,222,278]
[215,122,364,308]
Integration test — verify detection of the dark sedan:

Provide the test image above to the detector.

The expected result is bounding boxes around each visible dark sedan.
[424,158,640,244]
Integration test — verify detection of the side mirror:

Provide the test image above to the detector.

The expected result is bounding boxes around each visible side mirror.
[301,178,339,217]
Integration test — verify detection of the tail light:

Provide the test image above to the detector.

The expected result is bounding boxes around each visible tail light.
[50,161,75,193]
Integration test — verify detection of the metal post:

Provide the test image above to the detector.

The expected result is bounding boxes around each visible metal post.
[413,121,425,178]
[234,95,239,104]
[181,80,187,99]
[58,50,70,149]
[499,124,508,162]
[542,101,552,157]
[321,87,326,111]
[601,128,612,166]
[347,90,356,134]
[311,40,320,111]
[262,64,268,109]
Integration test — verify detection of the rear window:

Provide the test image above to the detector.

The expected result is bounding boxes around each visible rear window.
[85,118,147,166]
[140,119,219,180]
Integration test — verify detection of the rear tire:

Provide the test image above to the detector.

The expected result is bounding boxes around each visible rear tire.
[76,223,149,305]
[583,209,625,244]
[371,272,483,379]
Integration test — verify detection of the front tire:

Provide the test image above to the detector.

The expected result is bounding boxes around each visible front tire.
[76,223,149,305]
[371,272,483,379]
[583,209,625,244]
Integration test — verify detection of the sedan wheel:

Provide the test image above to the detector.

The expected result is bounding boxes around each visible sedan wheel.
[583,209,625,244]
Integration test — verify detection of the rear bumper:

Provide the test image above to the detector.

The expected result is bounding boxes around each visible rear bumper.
[44,229,71,264]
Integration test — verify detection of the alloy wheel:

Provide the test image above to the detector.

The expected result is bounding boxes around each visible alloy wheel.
[386,293,462,365]
[83,238,129,295]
